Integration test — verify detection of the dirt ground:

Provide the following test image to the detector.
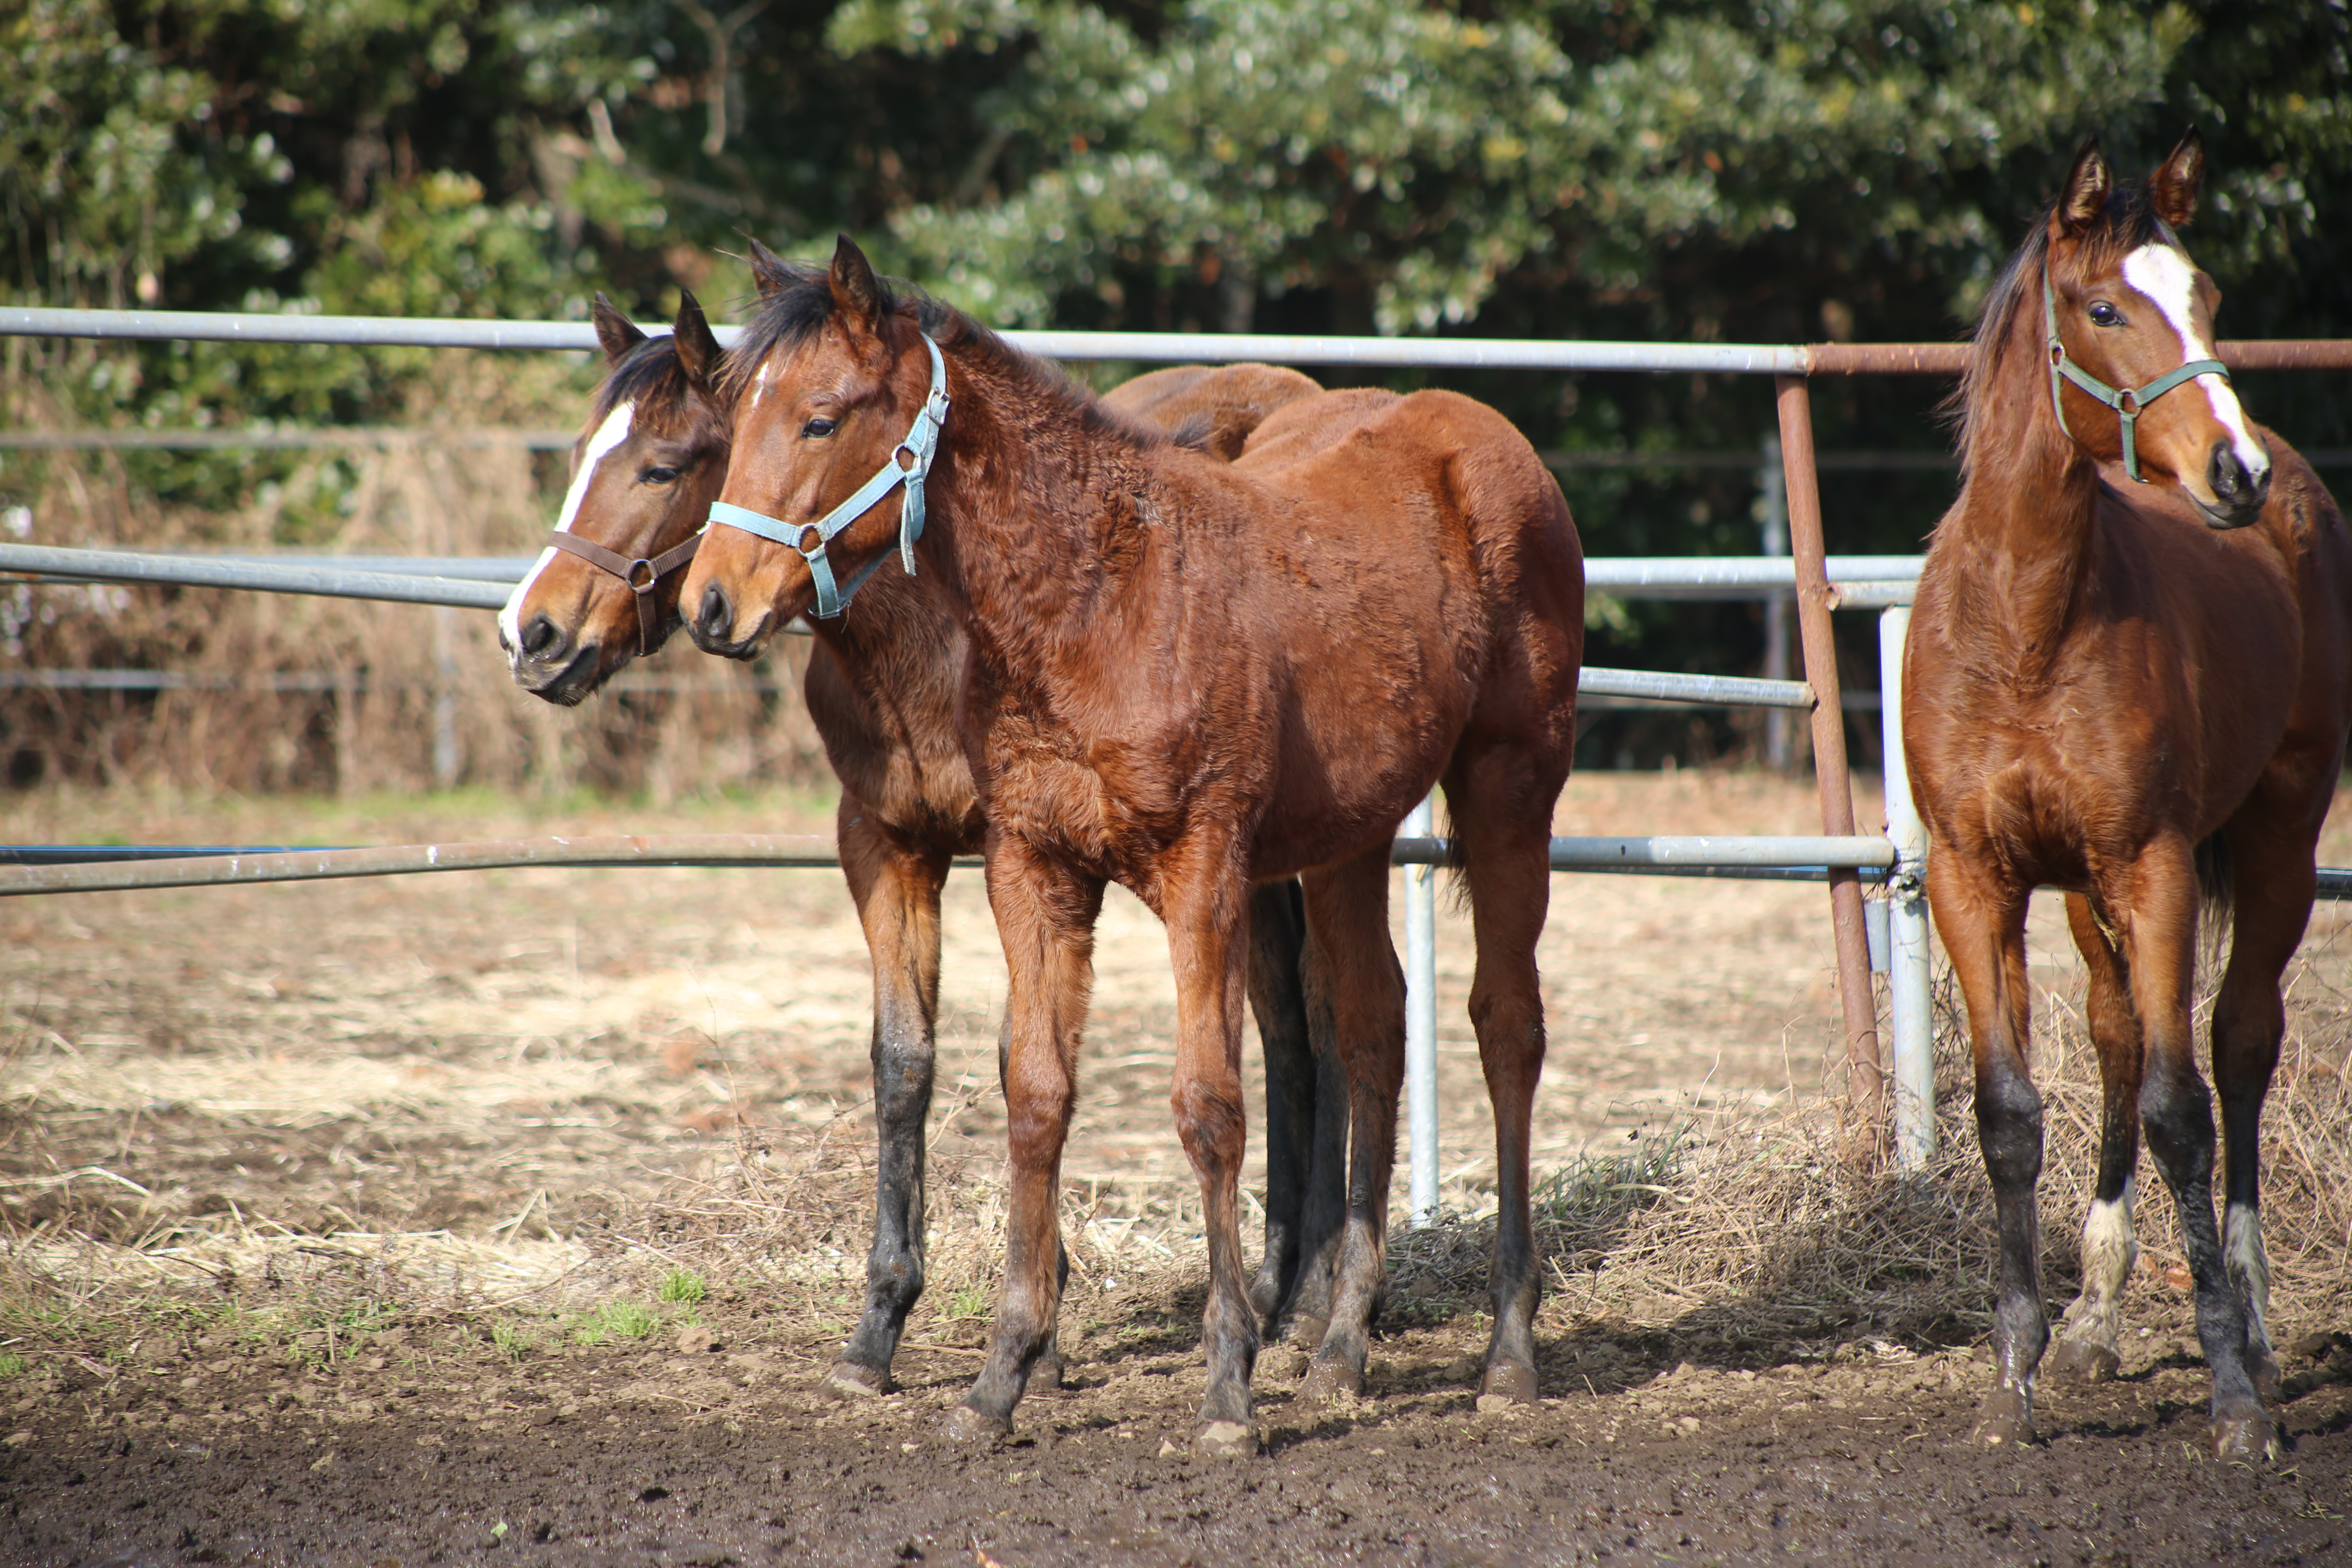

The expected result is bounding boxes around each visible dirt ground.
[6,771,2352,1566]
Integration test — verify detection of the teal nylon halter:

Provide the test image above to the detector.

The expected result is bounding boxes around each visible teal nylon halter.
[706,334,950,619]
[2042,255,2230,485]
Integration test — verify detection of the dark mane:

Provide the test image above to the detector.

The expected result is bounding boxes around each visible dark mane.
[1950,179,2176,474]
[589,331,693,431]
[717,258,1169,449]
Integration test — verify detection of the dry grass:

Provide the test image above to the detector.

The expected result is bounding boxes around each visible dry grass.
[8,937,2352,1370]
[0,380,832,800]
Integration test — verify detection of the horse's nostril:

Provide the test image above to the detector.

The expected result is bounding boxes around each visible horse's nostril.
[519,614,561,658]
[698,583,733,643]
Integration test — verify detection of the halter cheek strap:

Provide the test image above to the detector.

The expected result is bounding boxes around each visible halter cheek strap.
[543,528,702,658]
[705,334,951,620]
[2043,256,2230,485]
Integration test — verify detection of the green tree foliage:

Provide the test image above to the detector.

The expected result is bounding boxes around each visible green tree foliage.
[4,0,2348,743]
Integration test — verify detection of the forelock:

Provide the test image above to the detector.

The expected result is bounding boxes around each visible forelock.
[590,333,691,432]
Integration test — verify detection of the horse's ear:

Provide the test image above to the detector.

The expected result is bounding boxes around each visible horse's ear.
[746,238,794,296]
[591,293,647,365]
[829,234,885,338]
[2053,138,2111,238]
[2151,128,2205,229]
[673,290,722,390]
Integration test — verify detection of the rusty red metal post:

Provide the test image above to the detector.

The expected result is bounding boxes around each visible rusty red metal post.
[1775,374,1886,1150]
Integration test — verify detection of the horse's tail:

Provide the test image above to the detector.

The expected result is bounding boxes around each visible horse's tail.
[2195,831,2235,969]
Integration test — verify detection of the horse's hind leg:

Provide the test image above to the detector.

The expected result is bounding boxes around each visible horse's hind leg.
[1927,856,2043,1445]
[2047,893,2143,1385]
[2211,804,2324,1408]
[833,804,950,1398]
[1243,879,1345,1341]
[1446,762,1556,1407]
[2122,835,2274,1461]
[1294,846,1404,1407]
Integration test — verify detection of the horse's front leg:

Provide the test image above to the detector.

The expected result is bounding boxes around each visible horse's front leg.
[1165,862,1261,1454]
[2045,893,2144,1386]
[944,837,1103,1441]
[1926,855,2044,1446]
[833,803,950,1397]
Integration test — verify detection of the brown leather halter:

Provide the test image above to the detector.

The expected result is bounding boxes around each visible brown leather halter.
[542,530,702,657]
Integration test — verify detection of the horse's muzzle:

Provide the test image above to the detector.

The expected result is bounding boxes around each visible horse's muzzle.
[2197,439,2271,530]
[507,619,602,706]
[688,581,770,660]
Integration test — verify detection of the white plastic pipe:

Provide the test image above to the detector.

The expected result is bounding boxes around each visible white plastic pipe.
[1403,793,1440,1226]
[1878,607,1936,1168]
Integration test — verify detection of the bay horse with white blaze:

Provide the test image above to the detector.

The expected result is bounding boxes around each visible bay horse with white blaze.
[1905,132,2352,1460]
[684,239,1584,1452]
[497,291,1348,1396]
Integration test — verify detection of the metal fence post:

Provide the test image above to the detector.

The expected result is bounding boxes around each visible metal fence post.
[1878,606,1936,1167]
[1774,376,1886,1151]
[1403,792,1440,1225]
[1759,435,1794,771]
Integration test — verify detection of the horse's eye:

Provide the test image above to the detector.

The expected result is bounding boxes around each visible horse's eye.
[2088,302,2124,328]
[640,466,680,485]
[802,417,838,439]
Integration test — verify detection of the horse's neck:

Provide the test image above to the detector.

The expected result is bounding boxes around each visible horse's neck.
[1938,304,2104,673]
[925,354,1153,659]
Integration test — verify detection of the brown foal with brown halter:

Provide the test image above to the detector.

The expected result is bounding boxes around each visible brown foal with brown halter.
[1906,132,2352,1460]
[499,293,1348,1399]
[684,240,1583,1452]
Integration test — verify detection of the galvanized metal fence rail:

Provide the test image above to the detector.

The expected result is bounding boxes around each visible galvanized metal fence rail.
[13,308,2352,1202]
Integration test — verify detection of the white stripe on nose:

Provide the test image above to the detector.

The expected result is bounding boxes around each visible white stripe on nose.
[499,400,636,650]
[2119,245,2269,480]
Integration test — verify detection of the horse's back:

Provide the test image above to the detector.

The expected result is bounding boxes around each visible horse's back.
[1100,363,1323,460]
[1239,388,1577,559]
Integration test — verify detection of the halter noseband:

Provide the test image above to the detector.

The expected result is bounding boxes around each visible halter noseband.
[704,334,950,620]
[2042,255,2230,485]
[542,528,702,658]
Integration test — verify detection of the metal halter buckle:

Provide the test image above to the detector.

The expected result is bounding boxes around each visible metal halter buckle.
[544,529,702,657]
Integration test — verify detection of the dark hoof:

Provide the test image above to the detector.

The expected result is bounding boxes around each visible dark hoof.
[1194,1419,1258,1458]
[1296,1356,1363,1408]
[1478,1361,1539,1407]
[941,1403,1012,1444]
[2212,1412,2281,1464]
[826,1360,891,1400]
[1970,1388,2037,1449]
[2250,1350,2283,1403]
[2045,1337,2121,1384]
[1030,1350,1068,1394]
[1285,1314,1330,1352]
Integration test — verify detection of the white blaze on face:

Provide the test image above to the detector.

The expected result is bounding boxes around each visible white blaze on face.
[499,400,635,651]
[2119,244,2270,481]
[749,359,771,410]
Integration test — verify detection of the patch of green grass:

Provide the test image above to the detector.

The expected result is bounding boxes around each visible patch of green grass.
[570,1300,658,1346]
[946,1286,993,1321]
[336,1300,395,1336]
[490,1321,537,1363]
[1533,1119,1693,1233]
[601,1301,658,1340]
[0,1353,26,1378]
[657,1269,707,1306]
